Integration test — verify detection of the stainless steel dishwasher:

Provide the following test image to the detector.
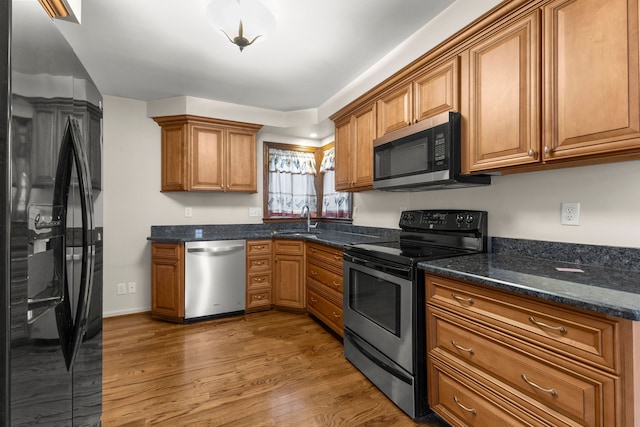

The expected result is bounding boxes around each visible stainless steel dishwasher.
[184,240,246,321]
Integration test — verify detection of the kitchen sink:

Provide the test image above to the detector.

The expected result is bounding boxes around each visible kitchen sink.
[273,230,321,238]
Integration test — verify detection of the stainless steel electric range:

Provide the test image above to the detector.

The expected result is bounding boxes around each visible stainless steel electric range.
[343,210,488,419]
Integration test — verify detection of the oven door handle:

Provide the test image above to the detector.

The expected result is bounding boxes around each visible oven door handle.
[346,331,413,385]
[347,255,412,277]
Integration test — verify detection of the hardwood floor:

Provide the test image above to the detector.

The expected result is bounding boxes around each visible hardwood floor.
[102,311,448,426]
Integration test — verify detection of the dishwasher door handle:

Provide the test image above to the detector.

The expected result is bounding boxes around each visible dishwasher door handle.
[187,245,245,255]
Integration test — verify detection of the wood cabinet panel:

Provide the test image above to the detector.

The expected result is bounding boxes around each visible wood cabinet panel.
[413,56,460,124]
[160,123,187,191]
[334,117,352,191]
[307,287,343,337]
[334,104,375,192]
[246,239,272,313]
[151,242,184,322]
[306,242,343,271]
[307,259,343,296]
[190,124,223,190]
[225,129,257,192]
[377,84,412,136]
[465,10,540,172]
[542,0,640,161]
[273,239,305,311]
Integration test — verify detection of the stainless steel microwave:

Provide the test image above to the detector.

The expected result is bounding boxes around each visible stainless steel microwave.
[373,111,490,191]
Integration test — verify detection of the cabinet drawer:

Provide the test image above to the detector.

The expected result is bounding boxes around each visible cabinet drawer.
[247,289,271,310]
[247,271,271,290]
[306,242,343,270]
[247,255,272,271]
[274,239,304,255]
[307,287,343,337]
[430,307,616,427]
[426,274,618,372]
[152,242,182,259]
[247,240,271,255]
[306,260,343,294]
[430,358,546,427]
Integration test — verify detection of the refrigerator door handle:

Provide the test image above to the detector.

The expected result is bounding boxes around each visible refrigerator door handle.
[53,117,96,370]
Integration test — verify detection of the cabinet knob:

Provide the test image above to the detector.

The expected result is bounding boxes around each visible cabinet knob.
[527,148,536,157]
[544,146,552,154]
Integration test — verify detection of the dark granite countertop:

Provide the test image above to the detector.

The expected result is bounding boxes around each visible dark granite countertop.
[419,253,640,321]
[147,223,399,249]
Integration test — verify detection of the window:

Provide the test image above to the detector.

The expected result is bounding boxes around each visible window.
[263,141,351,221]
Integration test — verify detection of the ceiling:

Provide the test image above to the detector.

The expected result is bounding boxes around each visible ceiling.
[54,0,455,135]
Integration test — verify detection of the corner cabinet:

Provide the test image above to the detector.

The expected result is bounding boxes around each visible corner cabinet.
[426,273,639,427]
[152,115,262,192]
[151,242,185,323]
[273,239,306,311]
[334,103,376,192]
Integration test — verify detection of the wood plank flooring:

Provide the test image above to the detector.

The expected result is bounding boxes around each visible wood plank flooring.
[102,311,448,426]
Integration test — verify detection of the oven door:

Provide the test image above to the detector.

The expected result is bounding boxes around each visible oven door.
[343,257,413,373]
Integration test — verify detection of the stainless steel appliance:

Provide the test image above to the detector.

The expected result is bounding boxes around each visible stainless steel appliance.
[185,240,246,321]
[343,210,488,419]
[1,1,103,425]
[373,112,491,191]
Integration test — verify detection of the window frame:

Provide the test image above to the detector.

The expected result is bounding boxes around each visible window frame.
[262,141,352,224]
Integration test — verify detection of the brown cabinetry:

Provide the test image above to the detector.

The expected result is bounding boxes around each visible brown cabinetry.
[273,240,305,311]
[245,240,272,312]
[305,242,344,337]
[377,56,460,137]
[152,115,262,192]
[426,273,637,427]
[464,0,640,173]
[334,103,376,191]
[151,242,184,323]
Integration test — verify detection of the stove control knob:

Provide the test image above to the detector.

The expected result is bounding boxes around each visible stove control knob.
[456,214,464,223]
[465,214,474,224]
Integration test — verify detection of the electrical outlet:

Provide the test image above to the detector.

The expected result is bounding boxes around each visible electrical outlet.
[561,202,580,226]
[117,283,127,295]
[249,207,261,217]
[127,282,136,294]
[184,207,192,217]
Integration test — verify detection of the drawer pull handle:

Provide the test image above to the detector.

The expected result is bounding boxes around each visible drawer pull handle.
[253,295,264,300]
[333,255,341,261]
[453,396,477,415]
[451,340,474,355]
[528,317,567,334]
[255,245,264,250]
[310,270,318,276]
[521,374,558,396]
[310,248,317,253]
[254,277,264,282]
[310,297,318,303]
[451,293,474,305]
[332,281,341,288]
[332,312,341,319]
[254,261,264,266]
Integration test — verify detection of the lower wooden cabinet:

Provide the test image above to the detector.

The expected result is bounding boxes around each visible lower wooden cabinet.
[305,242,344,337]
[426,273,638,427]
[246,240,272,312]
[273,240,305,311]
[151,242,184,322]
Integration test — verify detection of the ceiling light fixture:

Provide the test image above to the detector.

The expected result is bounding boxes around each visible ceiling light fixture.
[205,0,276,52]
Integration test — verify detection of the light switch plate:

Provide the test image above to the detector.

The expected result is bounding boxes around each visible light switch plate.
[249,207,261,217]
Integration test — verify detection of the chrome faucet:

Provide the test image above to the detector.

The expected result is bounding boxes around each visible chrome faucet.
[301,205,317,232]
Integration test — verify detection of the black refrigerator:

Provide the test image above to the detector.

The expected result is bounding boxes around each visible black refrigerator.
[1,0,103,425]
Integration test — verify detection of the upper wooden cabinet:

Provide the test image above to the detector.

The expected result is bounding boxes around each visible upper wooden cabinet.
[334,103,376,192]
[377,56,461,137]
[463,10,541,172]
[464,0,640,173]
[542,0,640,161]
[153,115,262,192]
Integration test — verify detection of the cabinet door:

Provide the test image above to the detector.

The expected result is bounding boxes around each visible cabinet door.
[190,124,224,191]
[414,56,460,123]
[151,244,184,321]
[225,128,257,192]
[465,11,540,172]
[273,254,305,309]
[377,84,412,136]
[351,104,376,190]
[543,0,640,160]
[334,117,352,191]
[161,123,188,191]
